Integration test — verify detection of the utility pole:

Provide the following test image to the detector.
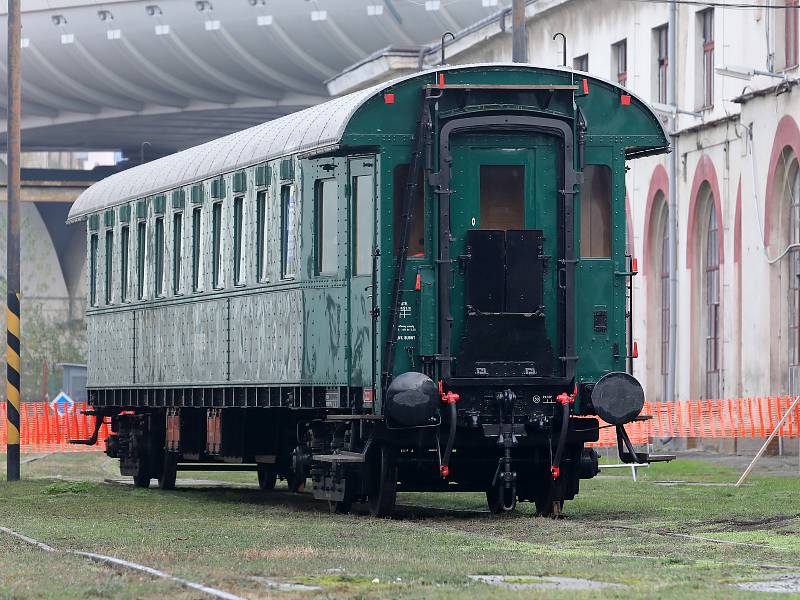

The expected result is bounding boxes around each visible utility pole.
[512,0,528,63]
[666,0,678,404]
[6,0,22,482]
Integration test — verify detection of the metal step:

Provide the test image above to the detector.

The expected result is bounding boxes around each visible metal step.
[312,451,365,464]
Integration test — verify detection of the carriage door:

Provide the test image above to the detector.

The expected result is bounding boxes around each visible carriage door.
[348,157,378,393]
[449,135,561,378]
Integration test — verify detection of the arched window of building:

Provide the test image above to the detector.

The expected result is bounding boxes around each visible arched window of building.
[705,205,721,399]
[660,212,670,402]
[786,158,800,394]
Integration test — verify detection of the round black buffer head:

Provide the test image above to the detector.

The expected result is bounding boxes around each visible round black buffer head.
[385,372,441,428]
[590,372,645,425]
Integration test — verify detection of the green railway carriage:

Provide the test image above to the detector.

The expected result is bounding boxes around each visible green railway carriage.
[69,64,670,516]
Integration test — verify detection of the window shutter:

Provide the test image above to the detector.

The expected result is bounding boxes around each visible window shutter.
[119,204,131,223]
[88,214,100,231]
[172,189,186,209]
[153,194,166,214]
[233,171,247,193]
[210,177,226,199]
[136,199,148,219]
[104,209,115,227]
[280,158,294,181]
[255,164,271,187]
[191,184,205,204]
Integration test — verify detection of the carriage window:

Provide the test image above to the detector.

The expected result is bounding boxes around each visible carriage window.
[89,234,98,306]
[120,225,129,302]
[354,175,374,276]
[105,230,114,304]
[393,164,425,257]
[154,216,165,297]
[580,165,612,258]
[316,179,338,275]
[137,221,147,299]
[212,201,223,289]
[192,207,202,292]
[480,165,524,230]
[173,212,183,294]
[256,190,268,281]
[233,196,244,285]
[281,184,297,278]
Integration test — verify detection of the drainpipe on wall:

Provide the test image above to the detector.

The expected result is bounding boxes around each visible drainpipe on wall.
[512,0,528,63]
[666,1,679,403]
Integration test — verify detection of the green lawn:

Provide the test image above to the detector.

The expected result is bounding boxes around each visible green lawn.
[0,452,798,599]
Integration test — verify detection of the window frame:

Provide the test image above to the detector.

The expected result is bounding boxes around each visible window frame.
[654,24,669,104]
[212,201,223,290]
[579,164,613,259]
[573,53,589,73]
[786,0,799,70]
[154,216,165,298]
[704,205,721,400]
[173,211,183,295]
[136,219,147,301]
[255,189,269,282]
[612,39,627,86]
[353,174,374,277]
[233,196,245,286]
[104,228,114,305]
[89,233,99,307]
[699,8,715,109]
[192,206,202,293]
[315,178,338,276]
[281,184,297,279]
[120,224,129,303]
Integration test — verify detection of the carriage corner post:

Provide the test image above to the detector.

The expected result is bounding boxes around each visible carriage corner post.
[6,0,22,483]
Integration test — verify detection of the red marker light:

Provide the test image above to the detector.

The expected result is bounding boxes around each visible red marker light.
[440,465,450,478]
[415,273,421,290]
[438,73,445,88]
[621,94,631,106]
[632,341,639,359]
[384,93,395,105]
[631,257,639,274]
[582,78,589,94]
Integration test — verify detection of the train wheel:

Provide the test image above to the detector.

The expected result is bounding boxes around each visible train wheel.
[158,452,178,490]
[132,459,151,488]
[367,445,397,518]
[257,464,278,491]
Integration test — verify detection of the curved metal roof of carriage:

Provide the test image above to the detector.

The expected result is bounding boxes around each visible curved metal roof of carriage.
[69,63,669,222]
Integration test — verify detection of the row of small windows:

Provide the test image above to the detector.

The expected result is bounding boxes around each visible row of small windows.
[88,174,378,308]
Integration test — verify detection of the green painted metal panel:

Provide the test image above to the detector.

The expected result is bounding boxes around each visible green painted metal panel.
[172,190,185,209]
[191,184,205,204]
[232,171,247,193]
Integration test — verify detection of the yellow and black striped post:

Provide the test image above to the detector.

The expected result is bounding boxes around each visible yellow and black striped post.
[6,0,22,481]
[6,294,21,480]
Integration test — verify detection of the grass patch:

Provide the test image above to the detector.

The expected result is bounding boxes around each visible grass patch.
[0,453,798,599]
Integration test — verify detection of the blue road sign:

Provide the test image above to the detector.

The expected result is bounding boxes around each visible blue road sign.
[50,391,74,416]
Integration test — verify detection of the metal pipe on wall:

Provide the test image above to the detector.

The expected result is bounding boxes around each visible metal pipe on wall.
[666,1,679,404]
[6,0,22,482]
[512,0,528,63]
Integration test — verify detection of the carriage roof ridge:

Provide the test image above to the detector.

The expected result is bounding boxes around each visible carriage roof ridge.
[68,63,665,222]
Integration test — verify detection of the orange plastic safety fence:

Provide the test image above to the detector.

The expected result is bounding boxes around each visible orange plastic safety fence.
[0,402,109,453]
[1,398,798,453]
[589,396,800,447]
